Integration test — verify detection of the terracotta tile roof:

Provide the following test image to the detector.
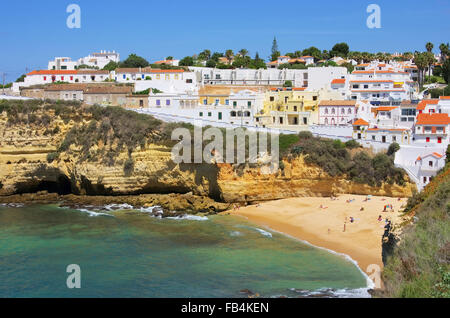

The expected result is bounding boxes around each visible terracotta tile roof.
[440,96,450,100]
[417,153,444,161]
[288,58,306,64]
[417,99,439,110]
[375,106,398,112]
[353,118,369,126]
[416,113,450,125]
[331,79,346,84]
[319,100,356,106]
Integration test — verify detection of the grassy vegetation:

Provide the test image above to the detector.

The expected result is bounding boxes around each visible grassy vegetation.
[380,164,450,297]
[286,132,406,187]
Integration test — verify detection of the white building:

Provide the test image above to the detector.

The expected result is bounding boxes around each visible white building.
[414,152,446,189]
[78,50,120,69]
[414,113,450,146]
[114,68,198,93]
[147,89,263,126]
[48,57,77,70]
[189,66,348,92]
[318,100,357,125]
[349,61,416,103]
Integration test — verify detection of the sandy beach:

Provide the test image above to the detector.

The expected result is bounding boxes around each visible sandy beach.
[225,194,408,280]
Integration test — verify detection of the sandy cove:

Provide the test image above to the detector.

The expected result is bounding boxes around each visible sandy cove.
[225,194,408,279]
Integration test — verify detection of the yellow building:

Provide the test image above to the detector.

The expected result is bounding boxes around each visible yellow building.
[255,87,320,130]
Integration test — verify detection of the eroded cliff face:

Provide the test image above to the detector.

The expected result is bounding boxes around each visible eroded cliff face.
[0,109,415,204]
[217,157,416,202]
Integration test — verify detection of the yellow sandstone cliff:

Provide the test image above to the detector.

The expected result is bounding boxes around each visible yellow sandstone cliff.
[0,109,416,203]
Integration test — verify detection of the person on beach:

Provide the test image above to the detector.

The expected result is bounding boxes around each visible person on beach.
[343,222,346,232]
[378,215,383,222]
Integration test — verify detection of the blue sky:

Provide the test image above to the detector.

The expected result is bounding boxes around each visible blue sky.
[0,0,449,82]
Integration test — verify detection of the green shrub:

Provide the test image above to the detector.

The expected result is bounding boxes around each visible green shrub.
[345,139,360,149]
[387,142,400,156]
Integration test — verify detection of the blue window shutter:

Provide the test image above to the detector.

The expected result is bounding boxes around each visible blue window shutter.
[123,74,126,79]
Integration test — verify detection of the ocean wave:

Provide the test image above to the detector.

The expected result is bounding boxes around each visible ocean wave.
[139,206,162,213]
[76,209,114,218]
[0,203,25,208]
[104,203,134,211]
[288,287,371,298]
[166,215,209,221]
[254,228,273,238]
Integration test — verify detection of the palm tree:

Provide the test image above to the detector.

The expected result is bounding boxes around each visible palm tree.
[403,52,413,61]
[439,43,449,62]
[225,50,234,64]
[425,51,436,79]
[414,52,428,86]
[238,49,248,57]
[426,42,434,53]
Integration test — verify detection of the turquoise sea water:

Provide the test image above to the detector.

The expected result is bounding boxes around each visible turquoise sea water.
[0,204,368,298]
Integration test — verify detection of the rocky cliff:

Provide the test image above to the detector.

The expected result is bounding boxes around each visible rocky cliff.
[0,102,416,210]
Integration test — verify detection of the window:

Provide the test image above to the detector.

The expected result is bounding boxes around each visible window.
[341,108,345,114]
[248,101,252,107]
[294,106,298,111]
[215,99,219,105]
[166,100,170,106]
[426,137,430,143]
[123,75,126,79]
[438,137,442,144]
[203,99,207,105]
[313,96,317,101]
[423,177,427,183]
[348,108,352,114]
[218,112,222,120]
[61,76,64,81]
[372,135,376,141]
[352,85,360,89]
[364,85,369,89]
[208,112,212,117]
[303,117,307,125]
[156,100,161,106]
[186,79,193,83]
[331,108,335,114]
[73,94,76,99]
[233,101,237,107]
[199,112,203,117]
[270,96,275,102]
[70,76,73,81]
[43,76,47,81]
[325,108,328,114]
[165,74,170,80]
[225,100,229,106]
[393,136,397,142]
[429,161,433,167]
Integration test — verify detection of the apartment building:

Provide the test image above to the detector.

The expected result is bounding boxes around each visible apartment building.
[349,61,416,103]
[114,68,197,93]
[77,50,120,69]
[318,100,357,126]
